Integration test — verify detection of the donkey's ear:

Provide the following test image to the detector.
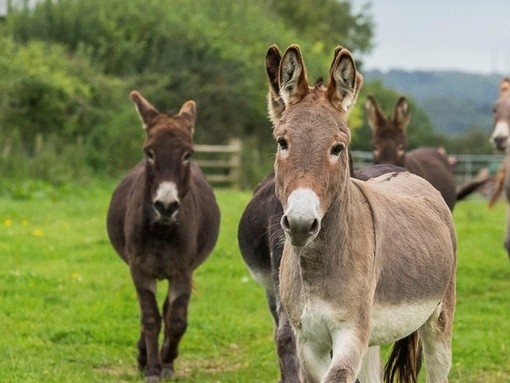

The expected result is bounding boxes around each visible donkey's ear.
[279,44,309,106]
[365,95,386,132]
[178,100,197,135]
[393,96,410,131]
[266,45,285,125]
[326,48,358,112]
[130,91,159,130]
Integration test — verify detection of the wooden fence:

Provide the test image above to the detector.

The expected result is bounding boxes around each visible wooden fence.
[193,144,504,189]
[194,138,242,188]
[350,150,505,187]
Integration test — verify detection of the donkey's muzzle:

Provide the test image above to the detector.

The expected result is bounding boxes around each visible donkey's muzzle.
[492,136,507,151]
[281,188,322,247]
[153,181,180,223]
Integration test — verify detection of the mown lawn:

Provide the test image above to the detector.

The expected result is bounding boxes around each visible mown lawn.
[0,181,508,382]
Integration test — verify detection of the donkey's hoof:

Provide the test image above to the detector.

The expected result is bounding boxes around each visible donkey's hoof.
[161,367,175,379]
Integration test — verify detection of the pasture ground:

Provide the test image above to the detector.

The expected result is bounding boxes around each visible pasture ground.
[0,181,508,382]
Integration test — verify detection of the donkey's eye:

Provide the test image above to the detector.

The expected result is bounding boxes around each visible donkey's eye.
[330,143,344,157]
[277,137,288,152]
[145,149,155,163]
[183,151,192,164]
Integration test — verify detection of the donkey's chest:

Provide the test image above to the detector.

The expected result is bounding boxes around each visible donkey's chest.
[128,235,193,279]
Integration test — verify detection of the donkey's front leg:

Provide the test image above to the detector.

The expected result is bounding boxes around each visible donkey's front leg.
[357,346,382,383]
[323,328,367,383]
[296,337,331,383]
[160,273,192,378]
[131,268,162,382]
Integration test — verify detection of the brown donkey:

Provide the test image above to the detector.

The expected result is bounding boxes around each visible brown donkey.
[365,95,457,210]
[107,91,220,382]
[272,45,456,383]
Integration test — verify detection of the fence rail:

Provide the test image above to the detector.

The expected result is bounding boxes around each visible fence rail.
[194,138,242,188]
[351,150,505,187]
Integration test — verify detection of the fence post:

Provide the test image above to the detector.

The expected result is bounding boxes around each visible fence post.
[228,138,242,189]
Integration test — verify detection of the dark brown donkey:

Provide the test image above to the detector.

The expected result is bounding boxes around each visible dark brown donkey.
[238,45,406,383]
[107,91,220,382]
[271,44,456,383]
[365,95,458,210]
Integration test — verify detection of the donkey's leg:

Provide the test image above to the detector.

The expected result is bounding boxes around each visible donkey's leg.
[160,273,192,377]
[296,338,331,383]
[323,328,367,383]
[357,346,382,383]
[418,286,455,383]
[130,267,162,381]
[275,299,300,383]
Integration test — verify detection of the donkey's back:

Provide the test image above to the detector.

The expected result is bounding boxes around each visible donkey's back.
[405,147,457,210]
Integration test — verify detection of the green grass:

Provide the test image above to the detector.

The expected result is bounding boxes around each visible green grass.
[0,181,509,382]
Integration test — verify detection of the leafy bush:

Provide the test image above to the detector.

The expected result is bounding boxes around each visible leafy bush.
[3,0,377,187]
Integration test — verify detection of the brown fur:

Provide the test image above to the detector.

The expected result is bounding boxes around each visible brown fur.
[272,45,456,383]
[106,91,220,381]
[365,95,457,211]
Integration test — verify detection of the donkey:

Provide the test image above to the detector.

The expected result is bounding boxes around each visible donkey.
[238,167,404,383]
[489,77,510,259]
[270,44,456,383]
[238,46,409,383]
[365,95,458,211]
[106,91,220,382]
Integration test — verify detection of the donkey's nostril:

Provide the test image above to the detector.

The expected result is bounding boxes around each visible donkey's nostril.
[154,200,179,216]
[309,218,319,234]
[167,201,179,214]
[281,215,290,232]
[154,200,165,213]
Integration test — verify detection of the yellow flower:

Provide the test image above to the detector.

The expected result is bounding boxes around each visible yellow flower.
[4,219,12,227]
[71,273,83,282]
[31,228,44,237]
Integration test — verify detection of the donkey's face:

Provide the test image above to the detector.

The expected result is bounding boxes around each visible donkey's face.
[365,96,410,167]
[267,45,362,247]
[490,79,510,151]
[130,91,196,224]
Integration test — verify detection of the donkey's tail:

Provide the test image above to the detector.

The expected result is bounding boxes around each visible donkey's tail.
[456,176,491,202]
[383,331,422,383]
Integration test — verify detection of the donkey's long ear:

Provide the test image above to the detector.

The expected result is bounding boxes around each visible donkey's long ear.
[130,91,159,130]
[279,45,309,106]
[178,100,197,135]
[266,45,285,125]
[393,96,410,132]
[326,48,358,112]
[365,95,387,132]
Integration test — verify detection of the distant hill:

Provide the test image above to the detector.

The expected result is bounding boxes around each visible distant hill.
[364,69,503,136]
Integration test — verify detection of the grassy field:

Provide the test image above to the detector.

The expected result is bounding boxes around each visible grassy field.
[0,181,509,382]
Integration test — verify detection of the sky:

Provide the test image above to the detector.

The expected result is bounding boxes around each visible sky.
[350,0,510,74]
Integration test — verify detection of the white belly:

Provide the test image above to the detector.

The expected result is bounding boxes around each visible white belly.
[369,301,440,345]
[296,297,440,348]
